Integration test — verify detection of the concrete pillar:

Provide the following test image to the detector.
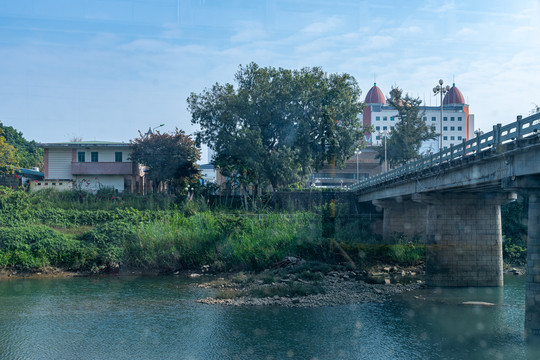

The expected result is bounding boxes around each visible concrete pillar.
[526,194,540,340]
[373,197,427,244]
[415,192,516,287]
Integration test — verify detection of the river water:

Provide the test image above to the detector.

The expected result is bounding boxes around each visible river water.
[0,274,537,360]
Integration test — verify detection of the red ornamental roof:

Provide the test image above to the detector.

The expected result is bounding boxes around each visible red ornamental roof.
[443,84,465,105]
[365,83,386,104]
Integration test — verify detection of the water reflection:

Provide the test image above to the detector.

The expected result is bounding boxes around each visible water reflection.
[0,275,537,359]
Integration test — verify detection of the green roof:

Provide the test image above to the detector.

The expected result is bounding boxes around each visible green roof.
[38,141,129,148]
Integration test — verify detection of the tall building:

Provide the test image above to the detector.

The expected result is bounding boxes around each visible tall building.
[361,83,475,153]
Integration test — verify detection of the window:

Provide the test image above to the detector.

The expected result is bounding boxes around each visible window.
[443,126,448,131]
[91,152,98,162]
[423,116,427,121]
[451,117,455,121]
[376,116,380,121]
[78,152,85,162]
[376,136,380,140]
[390,116,395,121]
[443,136,448,140]
[450,126,455,131]
[450,136,455,140]
[458,126,462,131]
[458,117,462,121]
[432,117,436,121]
[458,136,462,140]
[375,126,380,130]
[383,126,387,130]
[115,152,123,162]
[443,117,448,121]
[383,116,387,121]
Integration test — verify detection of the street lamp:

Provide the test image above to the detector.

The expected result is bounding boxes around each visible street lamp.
[145,124,165,137]
[354,149,362,183]
[433,79,450,151]
[379,130,389,173]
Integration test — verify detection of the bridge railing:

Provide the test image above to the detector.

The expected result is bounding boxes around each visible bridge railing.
[350,111,540,192]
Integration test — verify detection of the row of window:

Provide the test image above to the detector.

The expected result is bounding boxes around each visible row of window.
[375,116,463,122]
[78,152,123,162]
[374,125,463,132]
[375,135,463,141]
[443,136,463,141]
[426,116,463,122]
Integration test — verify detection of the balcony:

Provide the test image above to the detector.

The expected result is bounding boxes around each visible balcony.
[72,162,134,175]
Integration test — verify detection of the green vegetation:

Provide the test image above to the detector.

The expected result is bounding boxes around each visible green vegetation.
[0,183,527,274]
[502,198,528,266]
[0,186,428,274]
[376,87,437,167]
[188,62,365,201]
[129,128,201,194]
[0,122,43,170]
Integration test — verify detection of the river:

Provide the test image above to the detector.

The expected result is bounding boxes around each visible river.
[0,274,537,360]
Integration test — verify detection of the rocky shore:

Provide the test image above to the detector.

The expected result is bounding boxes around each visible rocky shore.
[196,260,426,307]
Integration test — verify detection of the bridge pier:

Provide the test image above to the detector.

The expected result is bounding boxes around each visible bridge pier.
[414,192,516,287]
[373,198,426,243]
[526,194,540,340]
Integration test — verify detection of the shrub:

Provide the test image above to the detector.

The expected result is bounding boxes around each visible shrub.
[0,225,84,270]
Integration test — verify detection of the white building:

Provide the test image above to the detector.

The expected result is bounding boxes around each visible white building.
[37,141,144,192]
[361,83,475,153]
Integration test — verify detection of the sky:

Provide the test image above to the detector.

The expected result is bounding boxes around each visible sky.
[1,0,539,161]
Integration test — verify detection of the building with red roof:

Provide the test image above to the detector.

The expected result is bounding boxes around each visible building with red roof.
[361,82,474,153]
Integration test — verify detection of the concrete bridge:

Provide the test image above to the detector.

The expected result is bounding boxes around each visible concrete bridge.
[349,111,540,339]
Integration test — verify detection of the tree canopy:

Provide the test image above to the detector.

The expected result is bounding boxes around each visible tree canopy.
[376,88,437,168]
[129,129,201,193]
[0,131,19,174]
[187,62,364,190]
[0,122,43,169]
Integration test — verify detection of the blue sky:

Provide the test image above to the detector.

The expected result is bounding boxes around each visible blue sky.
[1,0,539,159]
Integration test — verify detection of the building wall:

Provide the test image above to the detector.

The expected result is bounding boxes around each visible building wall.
[73,148,130,162]
[362,105,472,153]
[73,175,125,192]
[47,149,72,179]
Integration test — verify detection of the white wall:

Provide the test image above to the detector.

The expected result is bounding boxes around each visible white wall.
[73,175,125,192]
[48,149,72,179]
[74,148,129,162]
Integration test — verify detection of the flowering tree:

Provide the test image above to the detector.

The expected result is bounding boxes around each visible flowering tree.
[129,129,201,193]
[0,131,19,174]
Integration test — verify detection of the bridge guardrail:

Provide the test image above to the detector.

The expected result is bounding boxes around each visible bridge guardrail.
[350,111,540,192]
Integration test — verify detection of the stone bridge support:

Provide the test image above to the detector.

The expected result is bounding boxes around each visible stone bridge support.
[414,192,516,287]
[526,194,540,340]
[372,197,427,244]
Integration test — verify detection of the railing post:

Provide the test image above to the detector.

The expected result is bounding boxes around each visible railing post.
[476,132,481,153]
[493,123,501,150]
[462,138,466,158]
[516,116,522,139]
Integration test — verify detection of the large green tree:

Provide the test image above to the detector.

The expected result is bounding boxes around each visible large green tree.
[129,129,201,193]
[187,62,364,190]
[0,122,43,169]
[377,88,437,168]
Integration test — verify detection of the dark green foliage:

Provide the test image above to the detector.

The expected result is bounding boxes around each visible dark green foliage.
[81,222,135,269]
[0,122,43,169]
[188,62,365,190]
[501,199,528,265]
[0,225,84,270]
